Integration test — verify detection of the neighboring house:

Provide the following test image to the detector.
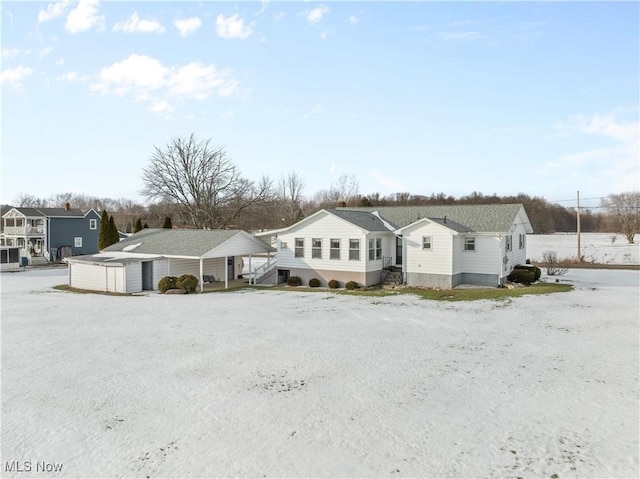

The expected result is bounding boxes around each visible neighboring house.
[256,204,533,288]
[0,205,101,264]
[65,228,275,293]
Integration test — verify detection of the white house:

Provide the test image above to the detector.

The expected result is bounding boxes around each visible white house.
[256,204,533,288]
[65,228,275,293]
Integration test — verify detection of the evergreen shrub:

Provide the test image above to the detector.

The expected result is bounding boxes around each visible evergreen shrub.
[158,276,178,293]
[508,269,536,284]
[309,278,321,287]
[328,279,340,289]
[287,276,302,286]
[345,281,358,290]
[176,274,199,293]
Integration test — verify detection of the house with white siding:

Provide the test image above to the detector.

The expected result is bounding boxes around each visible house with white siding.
[257,204,533,288]
[64,228,275,293]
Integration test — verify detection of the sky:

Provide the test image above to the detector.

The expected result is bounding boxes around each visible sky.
[1,1,638,210]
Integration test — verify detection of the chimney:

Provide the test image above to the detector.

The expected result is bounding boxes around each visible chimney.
[64,202,70,211]
[337,201,346,208]
[443,215,447,224]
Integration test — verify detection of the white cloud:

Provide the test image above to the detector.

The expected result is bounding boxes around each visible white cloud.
[307,5,329,25]
[113,12,165,34]
[2,48,21,59]
[90,54,238,117]
[173,17,202,37]
[256,1,269,16]
[349,15,359,25]
[38,0,71,24]
[57,71,78,81]
[274,12,285,21]
[215,14,253,40]
[0,66,35,91]
[65,0,105,34]
[320,30,328,40]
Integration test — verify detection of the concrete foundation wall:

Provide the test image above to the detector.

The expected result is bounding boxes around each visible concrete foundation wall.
[460,272,502,287]
[281,267,381,287]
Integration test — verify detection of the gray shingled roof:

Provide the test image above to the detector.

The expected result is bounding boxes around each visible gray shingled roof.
[103,228,271,257]
[340,204,525,232]
[9,207,87,217]
[327,209,391,232]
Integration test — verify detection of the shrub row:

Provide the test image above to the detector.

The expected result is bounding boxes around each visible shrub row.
[158,274,199,293]
[285,277,359,289]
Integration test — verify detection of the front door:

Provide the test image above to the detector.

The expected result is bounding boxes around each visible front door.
[142,261,153,290]
[227,256,235,280]
[395,236,403,266]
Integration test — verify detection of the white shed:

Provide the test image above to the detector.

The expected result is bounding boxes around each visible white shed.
[64,253,168,294]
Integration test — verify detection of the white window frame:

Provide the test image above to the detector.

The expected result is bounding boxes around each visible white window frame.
[349,239,360,260]
[330,238,340,260]
[312,238,322,259]
[519,234,525,249]
[464,237,476,251]
[294,238,304,258]
[506,235,512,252]
[422,236,432,250]
[89,219,97,230]
[74,237,83,248]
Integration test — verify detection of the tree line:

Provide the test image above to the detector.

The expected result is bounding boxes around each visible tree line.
[8,134,639,242]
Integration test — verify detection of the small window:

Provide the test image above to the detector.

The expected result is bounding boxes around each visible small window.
[294,238,304,258]
[17,238,25,247]
[422,236,432,250]
[376,238,382,260]
[312,238,322,259]
[330,239,340,259]
[15,218,24,227]
[74,237,83,248]
[89,219,97,230]
[519,234,525,249]
[464,237,476,251]
[505,235,512,252]
[368,239,375,261]
[349,239,360,260]
[280,241,288,250]
[5,218,14,227]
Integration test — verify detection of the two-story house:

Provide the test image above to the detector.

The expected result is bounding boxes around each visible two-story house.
[1,204,101,264]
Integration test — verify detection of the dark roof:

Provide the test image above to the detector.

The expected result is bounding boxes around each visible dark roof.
[339,204,527,232]
[327,209,391,232]
[7,207,87,218]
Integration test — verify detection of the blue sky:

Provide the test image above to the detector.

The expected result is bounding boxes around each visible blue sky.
[2,1,638,209]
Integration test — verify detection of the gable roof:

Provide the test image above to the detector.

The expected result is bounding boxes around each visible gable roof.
[326,209,391,232]
[340,204,529,233]
[397,217,473,234]
[4,207,88,218]
[103,228,275,258]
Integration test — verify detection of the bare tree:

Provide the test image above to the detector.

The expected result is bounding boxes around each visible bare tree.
[602,191,640,244]
[278,171,306,224]
[141,134,273,229]
[14,192,48,208]
[335,174,359,204]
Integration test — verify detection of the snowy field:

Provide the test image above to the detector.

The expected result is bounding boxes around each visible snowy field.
[528,233,639,265]
[1,267,639,478]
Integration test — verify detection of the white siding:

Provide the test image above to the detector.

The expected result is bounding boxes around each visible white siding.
[205,232,272,257]
[277,212,372,273]
[460,235,501,276]
[452,236,464,273]
[69,263,126,293]
[403,222,454,275]
[153,259,169,289]
[167,257,233,280]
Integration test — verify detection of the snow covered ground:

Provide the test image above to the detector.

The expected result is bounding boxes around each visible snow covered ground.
[528,233,639,265]
[1,267,638,478]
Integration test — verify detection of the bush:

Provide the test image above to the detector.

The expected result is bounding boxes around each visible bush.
[508,269,536,284]
[309,278,321,287]
[158,276,178,293]
[176,274,199,293]
[542,250,568,276]
[513,263,541,280]
[345,281,359,290]
[328,279,340,289]
[287,276,302,286]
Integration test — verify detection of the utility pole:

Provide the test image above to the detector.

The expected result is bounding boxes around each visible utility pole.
[576,190,581,262]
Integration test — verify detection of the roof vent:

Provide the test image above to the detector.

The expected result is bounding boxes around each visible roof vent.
[444,215,447,224]
[64,202,70,211]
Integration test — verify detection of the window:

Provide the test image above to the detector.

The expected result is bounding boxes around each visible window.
[5,218,14,227]
[89,219,97,230]
[349,239,360,260]
[279,241,288,250]
[15,218,24,227]
[464,237,476,251]
[519,234,525,249]
[422,236,432,250]
[74,237,83,247]
[312,238,322,259]
[17,238,25,247]
[294,238,304,257]
[330,239,340,259]
[368,238,382,260]
[505,235,512,252]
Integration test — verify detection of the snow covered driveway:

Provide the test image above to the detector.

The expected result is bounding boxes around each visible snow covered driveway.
[2,268,638,478]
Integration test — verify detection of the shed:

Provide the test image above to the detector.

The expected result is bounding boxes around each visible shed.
[64,253,167,294]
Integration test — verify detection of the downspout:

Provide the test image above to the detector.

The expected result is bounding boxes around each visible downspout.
[248,254,252,285]
[497,235,502,287]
